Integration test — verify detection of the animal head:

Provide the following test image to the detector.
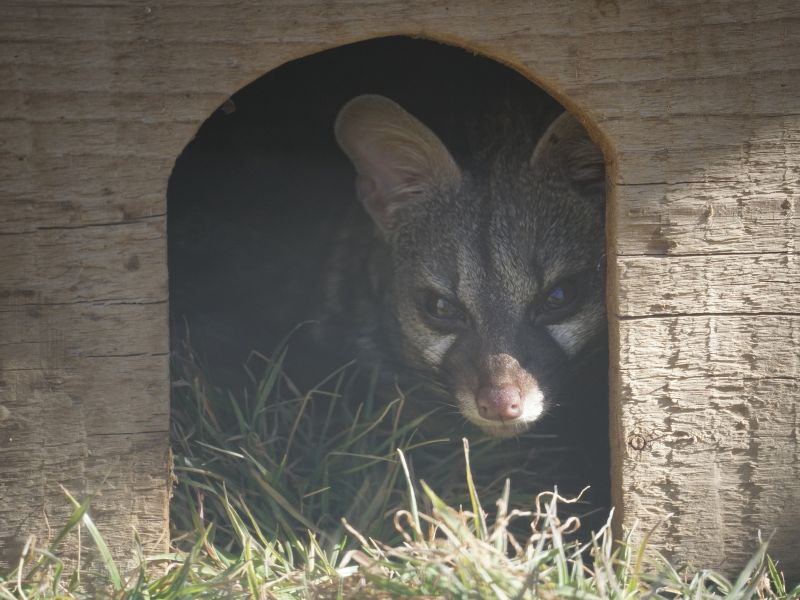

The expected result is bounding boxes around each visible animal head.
[335,95,606,437]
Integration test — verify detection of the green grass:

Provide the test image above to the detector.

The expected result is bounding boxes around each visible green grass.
[1,346,797,599]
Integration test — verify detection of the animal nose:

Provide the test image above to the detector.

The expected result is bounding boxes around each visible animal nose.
[476,385,523,421]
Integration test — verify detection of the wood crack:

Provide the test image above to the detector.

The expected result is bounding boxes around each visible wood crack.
[617,311,800,320]
[87,430,169,438]
[617,250,798,258]
[0,214,166,236]
[0,299,167,309]
[82,352,169,359]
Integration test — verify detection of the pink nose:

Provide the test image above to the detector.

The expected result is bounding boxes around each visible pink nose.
[476,385,523,421]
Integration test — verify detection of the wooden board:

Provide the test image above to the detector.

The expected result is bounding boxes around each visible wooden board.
[613,315,799,571]
[1,0,798,579]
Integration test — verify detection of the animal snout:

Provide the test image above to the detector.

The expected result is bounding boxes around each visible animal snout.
[476,384,523,420]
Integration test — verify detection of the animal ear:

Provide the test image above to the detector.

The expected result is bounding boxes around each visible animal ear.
[335,94,461,233]
[530,111,605,197]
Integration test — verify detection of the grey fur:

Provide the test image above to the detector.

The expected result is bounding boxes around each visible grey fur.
[321,95,606,437]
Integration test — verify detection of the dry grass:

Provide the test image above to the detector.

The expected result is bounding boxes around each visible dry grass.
[1,347,796,599]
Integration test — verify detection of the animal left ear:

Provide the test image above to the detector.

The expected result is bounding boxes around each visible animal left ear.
[334,94,462,235]
[530,111,605,197]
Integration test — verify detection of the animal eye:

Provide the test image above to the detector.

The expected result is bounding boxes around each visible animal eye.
[422,292,467,326]
[543,285,569,311]
[532,277,583,324]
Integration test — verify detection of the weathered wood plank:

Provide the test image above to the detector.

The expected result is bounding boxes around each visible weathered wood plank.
[605,114,800,186]
[0,90,223,122]
[0,154,170,233]
[0,219,167,304]
[1,0,796,47]
[0,196,165,234]
[617,253,800,317]
[2,16,797,83]
[0,120,199,158]
[0,355,169,436]
[0,304,169,572]
[0,302,168,365]
[601,115,800,157]
[614,315,800,572]
[0,428,169,573]
[614,180,800,255]
[618,315,799,379]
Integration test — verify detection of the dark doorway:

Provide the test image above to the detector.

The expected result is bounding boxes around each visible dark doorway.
[168,36,609,535]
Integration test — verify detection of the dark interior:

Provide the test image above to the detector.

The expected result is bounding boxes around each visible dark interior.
[167,36,610,530]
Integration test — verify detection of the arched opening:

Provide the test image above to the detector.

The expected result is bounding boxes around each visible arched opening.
[167,36,610,542]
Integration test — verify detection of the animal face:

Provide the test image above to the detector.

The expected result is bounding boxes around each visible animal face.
[335,95,606,437]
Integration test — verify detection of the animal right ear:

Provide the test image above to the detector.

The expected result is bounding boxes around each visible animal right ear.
[530,111,605,198]
[335,95,461,234]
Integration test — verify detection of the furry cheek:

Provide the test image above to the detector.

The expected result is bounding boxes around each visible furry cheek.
[519,387,546,422]
[545,305,606,356]
[422,334,456,367]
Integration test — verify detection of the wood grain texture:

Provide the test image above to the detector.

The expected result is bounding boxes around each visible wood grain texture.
[615,315,799,571]
[0,0,797,579]
[615,180,800,255]
[618,254,799,316]
[0,220,167,304]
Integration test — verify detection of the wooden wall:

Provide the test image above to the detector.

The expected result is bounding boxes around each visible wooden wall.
[1,0,798,577]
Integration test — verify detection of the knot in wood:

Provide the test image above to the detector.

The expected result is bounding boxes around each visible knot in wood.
[628,433,648,452]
